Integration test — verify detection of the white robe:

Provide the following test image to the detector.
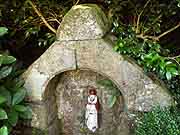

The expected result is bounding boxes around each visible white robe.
[85,96,98,132]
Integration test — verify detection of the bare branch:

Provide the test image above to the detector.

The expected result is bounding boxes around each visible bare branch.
[169,55,180,59]
[165,55,180,67]
[27,0,57,34]
[74,0,80,5]
[136,0,151,33]
[157,22,180,39]
[136,34,158,41]
[137,22,180,41]
[47,18,61,24]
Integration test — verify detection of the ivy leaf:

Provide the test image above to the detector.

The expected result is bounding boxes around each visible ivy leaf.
[1,55,16,65]
[0,126,8,135]
[144,53,153,60]
[165,61,176,67]
[8,110,18,126]
[0,86,11,106]
[151,54,160,62]
[168,67,179,76]
[0,95,6,105]
[159,60,165,70]
[0,108,8,120]
[14,79,25,89]
[0,27,8,36]
[0,66,13,79]
[12,88,26,106]
[19,106,32,119]
[108,95,117,108]
[166,72,172,80]
[14,105,28,112]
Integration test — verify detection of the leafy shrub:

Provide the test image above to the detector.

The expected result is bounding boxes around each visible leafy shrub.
[114,25,179,81]
[0,28,32,135]
[135,106,180,135]
[0,54,32,135]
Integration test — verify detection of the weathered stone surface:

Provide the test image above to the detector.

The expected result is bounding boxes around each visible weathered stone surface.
[30,102,47,129]
[57,4,110,41]
[120,60,172,111]
[55,70,126,135]
[23,4,173,135]
[52,37,173,112]
[30,75,61,134]
[22,42,76,101]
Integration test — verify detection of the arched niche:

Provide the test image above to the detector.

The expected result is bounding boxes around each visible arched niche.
[43,69,129,135]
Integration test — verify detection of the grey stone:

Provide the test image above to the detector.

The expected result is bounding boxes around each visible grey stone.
[23,42,76,101]
[57,4,110,41]
[55,70,125,135]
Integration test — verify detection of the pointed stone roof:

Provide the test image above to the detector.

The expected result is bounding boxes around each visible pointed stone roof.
[56,4,110,41]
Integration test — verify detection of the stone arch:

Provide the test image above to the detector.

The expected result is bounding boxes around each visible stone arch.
[42,67,126,108]
[43,69,127,135]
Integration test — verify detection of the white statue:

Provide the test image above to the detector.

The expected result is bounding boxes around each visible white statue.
[85,88,100,132]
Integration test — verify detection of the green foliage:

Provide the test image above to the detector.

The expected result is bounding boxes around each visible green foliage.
[0,54,32,135]
[112,0,180,108]
[0,35,32,135]
[114,25,179,80]
[97,79,121,108]
[0,126,8,135]
[0,0,73,49]
[0,27,32,135]
[176,0,180,7]
[111,3,180,133]
[0,27,8,37]
[135,106,180,135]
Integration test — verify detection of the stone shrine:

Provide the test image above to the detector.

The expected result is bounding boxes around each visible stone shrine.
[23,4,173,135]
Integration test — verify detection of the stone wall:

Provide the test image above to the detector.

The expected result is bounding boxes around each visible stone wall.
[23,4,173,135]
[55,70,126,135]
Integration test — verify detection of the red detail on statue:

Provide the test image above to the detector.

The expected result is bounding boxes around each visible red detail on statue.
[88,88,100,111]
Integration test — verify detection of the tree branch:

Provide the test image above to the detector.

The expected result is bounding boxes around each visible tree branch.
[74,0,80,5]
[136,34,158,41]
[136,0,151,34]
[165,55,180,67]
[137,22,180,41]
[157,22,180,39]
[27,0,57,34]
[47,18,61,25]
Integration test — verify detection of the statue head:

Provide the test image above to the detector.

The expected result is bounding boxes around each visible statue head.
[88,88,97,103]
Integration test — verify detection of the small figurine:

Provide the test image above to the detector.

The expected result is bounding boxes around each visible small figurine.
[85,88,100,132]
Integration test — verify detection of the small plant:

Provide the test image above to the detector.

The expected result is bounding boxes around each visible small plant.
[135,106,180,135]
[0,28,32,135]
[97,79,121,108]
